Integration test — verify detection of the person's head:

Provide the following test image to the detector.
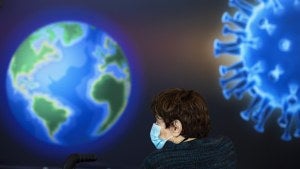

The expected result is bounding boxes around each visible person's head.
[151,88,211,144]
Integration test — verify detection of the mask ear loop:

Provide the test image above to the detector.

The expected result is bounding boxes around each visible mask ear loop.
[165,121,177,141]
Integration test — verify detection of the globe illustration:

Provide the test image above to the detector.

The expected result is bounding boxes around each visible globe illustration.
[6,21,131,146]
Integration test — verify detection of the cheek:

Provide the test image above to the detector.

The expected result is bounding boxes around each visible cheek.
[159,128,171,139]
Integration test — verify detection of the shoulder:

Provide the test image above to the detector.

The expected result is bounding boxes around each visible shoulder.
[199,135,235,145]
[190,136,237,159]
[140,150,166,169]
[195,136,237,168]
[142,148,168,162]
[200,135,236,150]
[212,136,236,149]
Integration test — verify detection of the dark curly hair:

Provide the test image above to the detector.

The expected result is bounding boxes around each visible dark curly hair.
[151,88,211,138]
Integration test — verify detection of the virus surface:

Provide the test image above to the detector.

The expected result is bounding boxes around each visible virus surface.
[214,0,300,141]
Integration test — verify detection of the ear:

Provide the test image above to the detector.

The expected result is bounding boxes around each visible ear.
[170,120,183,136]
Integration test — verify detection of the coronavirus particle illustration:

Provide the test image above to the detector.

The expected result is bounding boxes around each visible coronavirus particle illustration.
[214,0,300,141]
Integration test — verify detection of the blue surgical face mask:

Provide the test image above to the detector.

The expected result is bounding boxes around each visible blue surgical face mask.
[150,123,173,149]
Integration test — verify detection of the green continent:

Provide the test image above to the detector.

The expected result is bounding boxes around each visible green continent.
[92,74,126,133]
[103,39,127,68]
[32,96,69,137]
[59,23,83,45]
[10,35,58,81]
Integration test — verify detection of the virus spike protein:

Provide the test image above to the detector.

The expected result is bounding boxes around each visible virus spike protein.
[214,0,300,141]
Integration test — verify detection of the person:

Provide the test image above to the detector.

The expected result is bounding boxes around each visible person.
[141,88,237,169]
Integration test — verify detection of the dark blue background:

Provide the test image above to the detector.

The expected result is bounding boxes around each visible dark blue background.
[0,0,299,168]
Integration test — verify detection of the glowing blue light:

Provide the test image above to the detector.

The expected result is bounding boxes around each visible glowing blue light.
[214,0,300,141]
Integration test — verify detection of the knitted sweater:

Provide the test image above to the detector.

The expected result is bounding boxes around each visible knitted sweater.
[141,136,237,169]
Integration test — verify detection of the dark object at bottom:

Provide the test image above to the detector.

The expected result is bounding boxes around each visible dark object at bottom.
[62,153,97,169]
